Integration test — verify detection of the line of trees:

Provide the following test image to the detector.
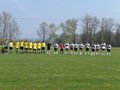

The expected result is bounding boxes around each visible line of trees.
[0,11,20,40]
[37,15,120,47]
[0,11,120,47]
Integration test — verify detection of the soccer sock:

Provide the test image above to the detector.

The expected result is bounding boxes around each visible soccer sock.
[76,52,78,55]
[96,52,97,55]
[66,52,68,55]
[106,52,108,56]
[67,52,69,54]
[65,52,66,55]
[109,52,111,55]
[74,52,75,55]
[79,52,81,55]
[98,53,100,55]
[80,52,82,55]
[88,52,89,55]
[102,52,105,56]
[91,52,93,56]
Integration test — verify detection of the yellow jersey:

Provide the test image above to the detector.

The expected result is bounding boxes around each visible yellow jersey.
[24,42,28,48]
[9,42,13,47]
[29,42,33,49]
[15,42,19,48]
[37,43,41,49]
[41,43,46,47]
[20,41,24,47]
[33,43,37,49]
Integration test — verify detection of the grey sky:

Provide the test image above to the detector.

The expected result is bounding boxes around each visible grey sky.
[0,0,120,39]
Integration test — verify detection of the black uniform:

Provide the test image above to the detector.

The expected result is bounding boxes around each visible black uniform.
[47,43,51,50]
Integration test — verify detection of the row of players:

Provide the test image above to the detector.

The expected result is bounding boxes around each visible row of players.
[1,40,111,56]
[53,42,111,56]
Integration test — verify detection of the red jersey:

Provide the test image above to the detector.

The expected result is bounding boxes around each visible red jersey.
[60,44,64,49]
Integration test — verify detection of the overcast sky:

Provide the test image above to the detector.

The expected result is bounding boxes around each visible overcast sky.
[0,0,120,39]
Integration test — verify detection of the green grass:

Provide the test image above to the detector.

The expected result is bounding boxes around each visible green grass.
[0,49,120,90]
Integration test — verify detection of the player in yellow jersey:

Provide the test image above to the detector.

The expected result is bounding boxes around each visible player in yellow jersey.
[24,41,29,54]
[9,40,14,54]
[37,41,41,54]
[15,41,20,54]
[41,41,46,54]
[19,40,24,54]
[33,42,37,54]
[28,41,33,54]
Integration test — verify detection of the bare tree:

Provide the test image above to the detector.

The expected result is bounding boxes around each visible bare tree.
[37,22,49,42]
[8,20,20,40]
[92,17,99,43]
[0,11,20,40]
[49,23,58,42]
[115,24,120,47]
[99,18,114,44]
[0,14,2,38]
[60,19,78,43]
[1,11,11,39]
[81,15,99,43]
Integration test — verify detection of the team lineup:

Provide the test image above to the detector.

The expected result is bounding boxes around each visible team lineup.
[1,40,112,56]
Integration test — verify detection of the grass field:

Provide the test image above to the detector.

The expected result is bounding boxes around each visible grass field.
[0,49,120,90]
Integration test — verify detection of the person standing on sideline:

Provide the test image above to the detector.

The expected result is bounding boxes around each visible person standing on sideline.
[41,42,46,54]
[64,42,70,55]
[96,43,100,55]
[24,41,29,54]
[78,43,84,55]
[19,40,24,54]
[60,43,64,55]
[37,42,41,54]
[33,41,37,54]
[106,44,111,56]
[101,43,106,56]
[9,40,14,54]
[91,44,96,56]
[69,42,74,55]
[85,42,90,55]
[53,43,59,55]
[2,40,8,54]
[74,42,78,55]
[15,41,20,54]
[28,41,33,54]
[47,42,51,55]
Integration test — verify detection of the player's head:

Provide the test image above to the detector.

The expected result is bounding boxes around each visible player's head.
[5,39,7,42]
[36,41,38,43]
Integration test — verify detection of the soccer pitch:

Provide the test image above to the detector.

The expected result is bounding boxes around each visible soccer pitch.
[0,49,120,90]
